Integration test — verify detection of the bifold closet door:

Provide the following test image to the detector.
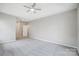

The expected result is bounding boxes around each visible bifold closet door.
[23,24,30,38]
[16,21,23,39]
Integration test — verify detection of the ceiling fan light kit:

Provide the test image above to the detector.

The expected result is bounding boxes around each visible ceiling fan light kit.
[24,3,41,14]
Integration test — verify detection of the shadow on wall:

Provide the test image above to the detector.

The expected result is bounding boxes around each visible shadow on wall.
[0,40,5,56]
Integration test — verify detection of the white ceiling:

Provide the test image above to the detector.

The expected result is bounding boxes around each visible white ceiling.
[0,3,78,21]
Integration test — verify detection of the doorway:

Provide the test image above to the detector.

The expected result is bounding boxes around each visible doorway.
[16,21,30,40]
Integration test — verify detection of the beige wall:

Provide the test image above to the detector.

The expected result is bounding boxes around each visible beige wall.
[0,13,16,43]
[77,5,79,52]
[29,9,77,48]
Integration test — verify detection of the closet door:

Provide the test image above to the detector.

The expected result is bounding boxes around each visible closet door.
[16,21,23,39]
[23,24,30,38]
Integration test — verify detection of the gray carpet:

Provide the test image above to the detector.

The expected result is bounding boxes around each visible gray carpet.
[0,39,78,56]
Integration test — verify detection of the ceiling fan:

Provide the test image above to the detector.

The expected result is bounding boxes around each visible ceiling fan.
[24,3,41,13]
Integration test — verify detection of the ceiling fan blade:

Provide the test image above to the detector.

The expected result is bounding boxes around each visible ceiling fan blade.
[32,3,36,7]
[35,8,41,11]
[26,9,30,12]
[24,5,31,9]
